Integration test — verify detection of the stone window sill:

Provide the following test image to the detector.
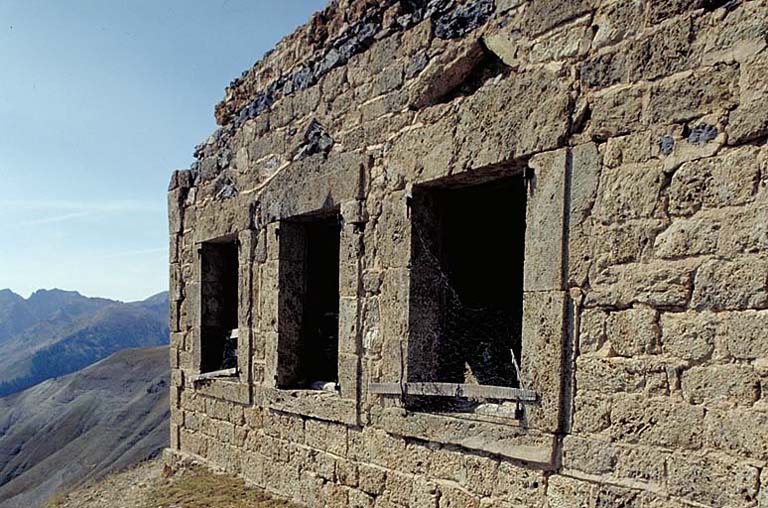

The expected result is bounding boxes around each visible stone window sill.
[191,375,250,405]
[371,406,558,468]
[254,385,358,426]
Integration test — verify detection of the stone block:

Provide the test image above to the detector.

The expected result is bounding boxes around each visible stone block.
[719,201,768,256]
[377,268,409,368]
[336,459,358,488]
[568,143,602,287]
[595,162,665,223]
[341,200,366,225]
[241,451,265,488]
[645,0,702,24]
[168,188,186,234]
[592,0,642,50]
[591,219,667,269]
[697,1,768,65]
[587,260,698,308]
[627,17,696,82]
[609,395,705,449]
[524,149,567,291]
[588,84,646,140]
[646,64,739,124]
[522,291,567,433]
[180,428,209,457]
[382,470,414,506]
[170,423,180,450]
[667,451,760,507]
[522,0,595,36]
[338,353,360,401]
[528,18,592,63]
[194,199,253,245]
[259,152,366,221]
[338,297,361,356]
[721,310,768,359]
[546,475,592,508]
[491,461,544,503]
[603,127,674,169]
[575,357,670,396]
[451,66,571,168]
[376,192,410,269]
[668,145,762,216]
[438,486,479,508]
[262,411,304,442]
[654,210,724,259]
[614,445,668,486]
[580,48,626,90]
[691,256,768,311]
[591,485,641,508]
[348,488,375,508]
[357,463,387,496]
[483,30,522,67]
[572,392,611,433]
[578,308,607,354]
[681,364,760,405]
[660,311,717,362]
[605,307,660,356]
[305,419,348,457]
[562,435,617,475]
[728,52,768,144]
[427,446,466,485]
[407,39,484,110]
[193,377,250,404]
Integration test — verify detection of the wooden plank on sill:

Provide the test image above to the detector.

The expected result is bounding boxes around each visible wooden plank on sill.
[369,382,537,402]
[193,368,238,382]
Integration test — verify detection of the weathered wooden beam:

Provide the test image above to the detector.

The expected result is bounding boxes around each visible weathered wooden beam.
[369,382,537,402]
[193,367,238,382]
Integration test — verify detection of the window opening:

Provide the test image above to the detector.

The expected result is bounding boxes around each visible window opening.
[406,172,527,411]
[277,213,341,390]
[199,239,239,376]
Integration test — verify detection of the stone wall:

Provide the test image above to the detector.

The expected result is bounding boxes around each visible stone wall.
[167,0,768,506]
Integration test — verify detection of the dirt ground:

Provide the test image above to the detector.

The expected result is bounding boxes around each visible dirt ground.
[47,458,299,508]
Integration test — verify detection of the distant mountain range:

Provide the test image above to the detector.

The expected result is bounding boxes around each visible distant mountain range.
[0,289,169,397]
[0,346,170,508]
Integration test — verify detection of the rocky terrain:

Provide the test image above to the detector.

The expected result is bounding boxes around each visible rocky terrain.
[0,346,170,508]
[0,289,169,397]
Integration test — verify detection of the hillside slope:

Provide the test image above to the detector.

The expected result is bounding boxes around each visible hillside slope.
[0,346,170,508]
[0,290,169,397]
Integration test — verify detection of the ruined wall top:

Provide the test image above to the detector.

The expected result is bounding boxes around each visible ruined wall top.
[212,0,494,127]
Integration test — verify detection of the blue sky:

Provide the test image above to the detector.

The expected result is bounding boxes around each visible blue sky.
[0,0,327,302]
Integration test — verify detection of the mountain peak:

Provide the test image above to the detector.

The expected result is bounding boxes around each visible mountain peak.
[0,289,22,301]
[28,288,83,300]
[137,291,169,305]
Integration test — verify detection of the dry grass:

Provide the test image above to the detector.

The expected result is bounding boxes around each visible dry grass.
[141,466,299,508]
[47,458,300,508]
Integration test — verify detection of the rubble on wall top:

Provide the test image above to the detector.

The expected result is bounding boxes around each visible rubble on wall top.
[214,0,498,129]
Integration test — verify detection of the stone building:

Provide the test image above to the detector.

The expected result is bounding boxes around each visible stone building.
[165,0,768,506]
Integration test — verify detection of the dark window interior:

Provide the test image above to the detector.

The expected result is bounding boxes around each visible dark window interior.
[408,173,527,392]
[200,240,239,374]
[277,214,341,389]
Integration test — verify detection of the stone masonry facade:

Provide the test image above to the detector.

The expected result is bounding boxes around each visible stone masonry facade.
[166,0,768,506]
